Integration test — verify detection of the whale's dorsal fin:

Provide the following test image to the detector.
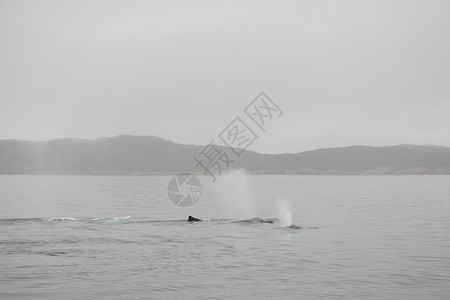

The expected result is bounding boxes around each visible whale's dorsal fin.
[188,216,202,222]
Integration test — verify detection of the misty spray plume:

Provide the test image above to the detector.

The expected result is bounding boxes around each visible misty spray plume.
[213,169,256,219]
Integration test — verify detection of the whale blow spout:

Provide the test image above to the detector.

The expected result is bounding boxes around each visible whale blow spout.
[188,216,202,222]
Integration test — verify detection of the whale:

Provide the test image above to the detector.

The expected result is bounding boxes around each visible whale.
[187,216,275,224]
[231,217,275,224]
[188,216,202,222]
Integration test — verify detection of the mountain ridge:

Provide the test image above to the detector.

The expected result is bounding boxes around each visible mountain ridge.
[1,135,449,175]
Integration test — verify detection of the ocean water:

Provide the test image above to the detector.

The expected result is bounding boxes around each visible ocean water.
[1,174,449,299]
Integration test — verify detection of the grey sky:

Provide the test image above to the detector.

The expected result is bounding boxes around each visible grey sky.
[1,0,449,153]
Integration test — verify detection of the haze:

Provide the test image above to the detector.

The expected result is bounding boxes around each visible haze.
[1,0,449,153]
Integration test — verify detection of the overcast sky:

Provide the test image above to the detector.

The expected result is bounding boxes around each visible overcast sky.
[1,0,449,153]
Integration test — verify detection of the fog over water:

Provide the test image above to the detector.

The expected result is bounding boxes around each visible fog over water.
[1,1,450,299]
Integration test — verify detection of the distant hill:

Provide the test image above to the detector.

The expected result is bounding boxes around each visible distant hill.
[0,135,449,175]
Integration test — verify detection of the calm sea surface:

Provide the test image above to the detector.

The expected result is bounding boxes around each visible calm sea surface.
[1,174,449,299]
